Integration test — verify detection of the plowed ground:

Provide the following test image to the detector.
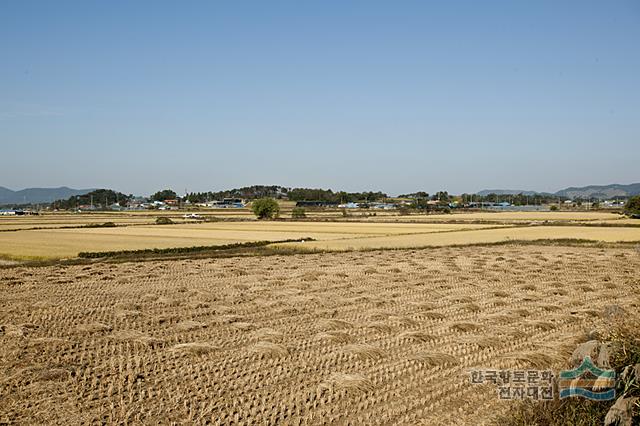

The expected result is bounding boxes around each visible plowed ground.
[1,245,638,424]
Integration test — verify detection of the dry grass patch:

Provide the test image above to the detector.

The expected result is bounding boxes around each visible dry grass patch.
[315,331,354,343]
[397,330,435,343]
[450,322,483,333]
[409,351,459,366]
[318,319,353,330]
[526,320,557,331]
[420,311,446,320]
[251,328,284,342]
[388,315,419,326]
[321,373,374,394]
[342,344,386,360]
[109,330,162,345]
[175,320,207,331]
[499,351,564,369]
[169,342,217,356]
[77,322,113,333]
[409,301,438,310]
[218,314,243,324]
[367,321,394,333]
[250,341,290,358]
[231,321,254,331]
[460,335,499,348]
[538,303,562,312]
[461,303,482,313]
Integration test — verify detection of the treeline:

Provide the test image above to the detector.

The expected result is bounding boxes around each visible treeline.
[184,185,288,203]
[183,186,388,203]
[287,188,387,203]
[54,189,132,209]
[398,191,451,202]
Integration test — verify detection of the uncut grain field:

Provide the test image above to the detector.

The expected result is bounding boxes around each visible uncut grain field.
[1,244,639,424]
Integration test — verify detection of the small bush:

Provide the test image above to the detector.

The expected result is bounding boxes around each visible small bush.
[84,222,117,228]
[252,198,280,219]
[156,217,174,225]
[550,205,559,211]
[291,207,306,219]
[397,206,410,216]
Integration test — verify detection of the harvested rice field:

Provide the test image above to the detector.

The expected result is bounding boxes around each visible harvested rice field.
[1,244,638,424]
[364,210,626,223]
[0,213,196,231]
[276,225,640,251]
[0,222,505,260]
[1,212,639,260]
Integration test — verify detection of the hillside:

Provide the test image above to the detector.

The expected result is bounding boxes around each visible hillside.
[478,183,640,199]
[555,183,640,199]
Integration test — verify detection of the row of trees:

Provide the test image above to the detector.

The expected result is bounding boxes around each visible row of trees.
[180,187,388,204]
[287,188,387,203]
[55,189,132,210]
[397,191,451,202]
[183,186,287,204]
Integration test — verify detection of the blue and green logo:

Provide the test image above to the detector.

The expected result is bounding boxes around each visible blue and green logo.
[558,356,616,401]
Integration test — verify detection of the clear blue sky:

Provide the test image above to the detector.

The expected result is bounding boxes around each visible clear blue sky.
[1,1,638,196]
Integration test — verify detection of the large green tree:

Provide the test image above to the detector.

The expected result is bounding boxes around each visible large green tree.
[151,189,177,202]
[251,198,280,219]
[625,196,640,217]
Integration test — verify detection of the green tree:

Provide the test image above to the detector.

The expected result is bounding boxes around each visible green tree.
[625,196,640,216]
[151,189,177,202]
[252,198,280,219]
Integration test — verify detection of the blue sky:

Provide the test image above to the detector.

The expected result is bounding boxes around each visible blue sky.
[1,1,638,196]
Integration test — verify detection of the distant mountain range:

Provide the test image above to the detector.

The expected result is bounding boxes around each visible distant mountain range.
[0,186,95,205]
[478,183,640,199]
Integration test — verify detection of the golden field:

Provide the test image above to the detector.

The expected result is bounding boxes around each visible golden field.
[0,211,638,260]
[1,245,638,424]
[276,225,640,251]
[0,209,626,230]
[0,221,502,259]
[356,210,625,223]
